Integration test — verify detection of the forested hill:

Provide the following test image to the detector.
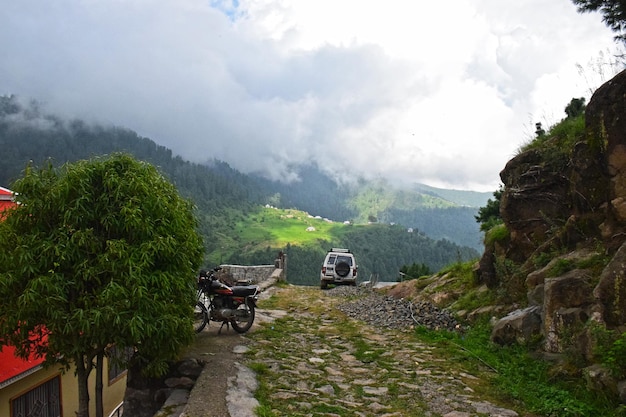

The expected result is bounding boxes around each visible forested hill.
[252,170,489,250]
[0,95,481,282]
[0,97,264,215]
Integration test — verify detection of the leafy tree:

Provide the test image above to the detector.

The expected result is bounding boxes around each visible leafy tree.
[475,185,503,232]
[572,0,626,43]
[0,153,204,417]
[565,97,586,119]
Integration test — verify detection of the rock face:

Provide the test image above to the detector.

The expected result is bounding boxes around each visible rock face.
[482,69,626,398]
[122,358,204,417]
[595,242,626,327]
[499,148,575,262]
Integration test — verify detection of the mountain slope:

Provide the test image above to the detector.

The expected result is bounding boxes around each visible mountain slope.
[410,182,492,207]
[0,94,481,283]
[253,167,487,250]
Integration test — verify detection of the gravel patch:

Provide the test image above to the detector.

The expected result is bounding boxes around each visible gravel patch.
[326,285,461,332]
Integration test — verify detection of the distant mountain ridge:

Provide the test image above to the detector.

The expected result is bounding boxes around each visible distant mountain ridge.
[0,94,486,252]
[252,167,488,250]
[410,183,492,207]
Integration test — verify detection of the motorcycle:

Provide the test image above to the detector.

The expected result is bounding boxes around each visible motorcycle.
[193,266,260,334]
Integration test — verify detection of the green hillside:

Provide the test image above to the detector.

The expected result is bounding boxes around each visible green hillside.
[216,205,478,285]
[0,94,480,284]
[253,169,487,250]
[348,179,456,222]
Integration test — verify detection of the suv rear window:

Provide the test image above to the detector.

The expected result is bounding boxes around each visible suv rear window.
[336,255,353,266]
[327,255,336,264]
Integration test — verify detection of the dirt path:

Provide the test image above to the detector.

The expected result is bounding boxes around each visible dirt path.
[181,285,527,416]
[180,287,283,417]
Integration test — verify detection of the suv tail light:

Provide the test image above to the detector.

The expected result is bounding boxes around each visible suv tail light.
[353,267,357,277]
[322,266,326,274]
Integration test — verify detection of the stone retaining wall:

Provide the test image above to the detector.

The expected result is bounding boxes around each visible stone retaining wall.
[218,264,277,284]
[217,253,287,286]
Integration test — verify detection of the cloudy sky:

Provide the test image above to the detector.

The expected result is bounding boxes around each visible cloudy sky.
[0,0,621,191]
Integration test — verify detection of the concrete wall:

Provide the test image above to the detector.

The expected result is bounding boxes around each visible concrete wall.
[218,265,276,284]
[217,254,287,287]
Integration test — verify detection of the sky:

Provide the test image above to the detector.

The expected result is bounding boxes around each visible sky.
[0,0,622,192]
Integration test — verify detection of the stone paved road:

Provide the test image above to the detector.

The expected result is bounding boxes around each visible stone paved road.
[180,284,529,417]
[243,285,525,417]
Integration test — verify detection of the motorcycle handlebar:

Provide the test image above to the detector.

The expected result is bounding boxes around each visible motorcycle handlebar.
[199,266,222,280]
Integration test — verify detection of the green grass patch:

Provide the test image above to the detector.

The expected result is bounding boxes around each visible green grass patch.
[485,223,509,246]
[352,337,384,363]
[235,206,339,247]
[546,258,575,277]
[248,362,270,375]
[439,260,476,284]
[452,285,497,312]
[413,321,621,416]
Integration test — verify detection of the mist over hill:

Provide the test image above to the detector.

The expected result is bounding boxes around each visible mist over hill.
[0,94,482,281]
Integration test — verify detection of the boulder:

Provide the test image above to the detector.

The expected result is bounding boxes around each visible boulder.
[583,364,618,397]
[543,270,594,353]
[594,240,626,327]
[491,306,542,346]
[123,358,205,417]
[618,380,626,404]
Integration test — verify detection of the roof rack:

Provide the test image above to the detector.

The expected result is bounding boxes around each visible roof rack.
[330,248,350,253]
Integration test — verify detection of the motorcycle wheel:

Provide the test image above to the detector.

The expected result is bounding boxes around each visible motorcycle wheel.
[194,301,209,333]
[231,300,255,334]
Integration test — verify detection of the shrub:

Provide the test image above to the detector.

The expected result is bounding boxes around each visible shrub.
[485,223,509,246]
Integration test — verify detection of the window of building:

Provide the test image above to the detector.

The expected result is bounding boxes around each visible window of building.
[11,375,61,417]
[107,345,134,384]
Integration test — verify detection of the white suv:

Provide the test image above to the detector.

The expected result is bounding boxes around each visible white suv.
[320,248,358,289]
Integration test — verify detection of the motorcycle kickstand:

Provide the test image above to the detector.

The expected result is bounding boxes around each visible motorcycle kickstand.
[218,321,230,334]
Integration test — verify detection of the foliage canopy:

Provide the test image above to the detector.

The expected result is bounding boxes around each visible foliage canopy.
[475,186,503,232]
[0,153,204,417]
[572,0,626,44]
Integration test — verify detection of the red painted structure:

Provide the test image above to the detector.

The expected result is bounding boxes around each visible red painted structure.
[0,187,47,387]
[0,186,15,214]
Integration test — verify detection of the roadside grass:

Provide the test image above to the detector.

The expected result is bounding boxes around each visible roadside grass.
[413,320,622,416]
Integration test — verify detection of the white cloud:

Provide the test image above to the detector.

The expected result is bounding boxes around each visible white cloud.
[0,0,620,191]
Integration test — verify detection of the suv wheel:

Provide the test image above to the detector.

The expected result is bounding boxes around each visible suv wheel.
[335,261,351,277]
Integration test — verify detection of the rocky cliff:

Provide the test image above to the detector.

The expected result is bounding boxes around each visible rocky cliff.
[478,69,626,401]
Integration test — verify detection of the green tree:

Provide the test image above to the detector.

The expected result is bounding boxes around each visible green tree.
[0,153,204,417]
[572,0,626,43]
[565,97,586,119]
[475,185,503,232]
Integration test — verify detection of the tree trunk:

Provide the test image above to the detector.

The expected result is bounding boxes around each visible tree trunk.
[96,352,104,417]
[75,356,91,417]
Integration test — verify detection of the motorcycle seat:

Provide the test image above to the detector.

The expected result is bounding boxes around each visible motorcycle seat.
[231,285,258,297]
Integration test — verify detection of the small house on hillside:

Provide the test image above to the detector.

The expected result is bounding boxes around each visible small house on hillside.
[0,186,126,417]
